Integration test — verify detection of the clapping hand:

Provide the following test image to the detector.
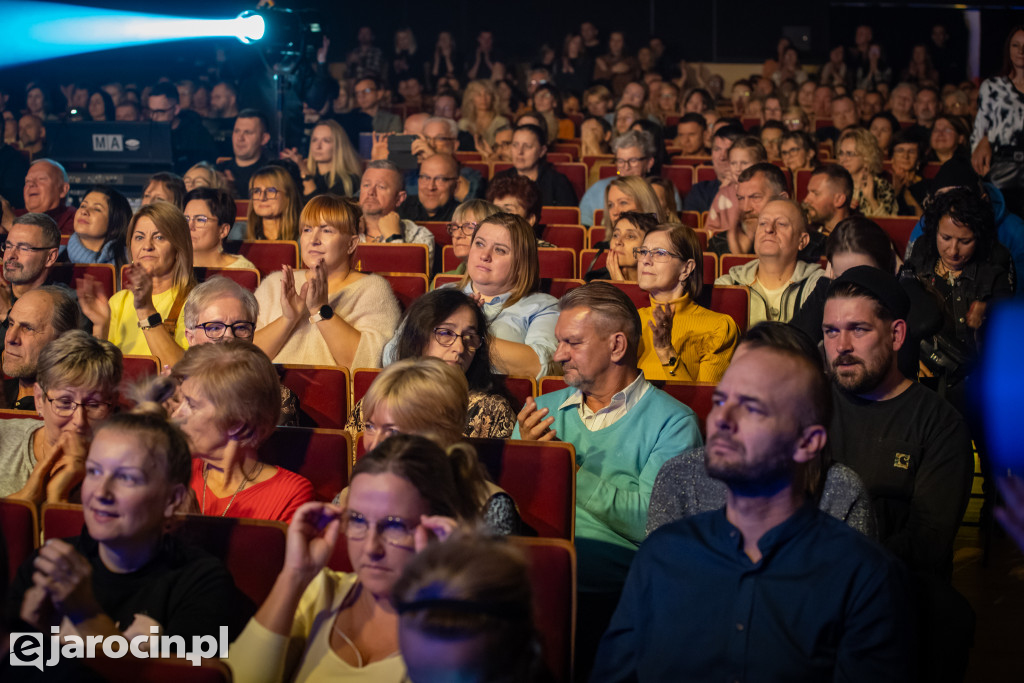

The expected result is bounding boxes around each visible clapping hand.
[304,259,329,316]
[75,274,111,333]
[516,397,557,441]
[124,262,155,311]
[648,303,676,365]
[32,539,103,625]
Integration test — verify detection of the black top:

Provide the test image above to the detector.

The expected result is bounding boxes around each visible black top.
[682,179,720,212]
[493,161,578,207]
[828,381,974,580]
[592,503,915,682]
[398,194,458,223]
[0,143,29,210]
[7,529,252,639]
[217,152,271,200]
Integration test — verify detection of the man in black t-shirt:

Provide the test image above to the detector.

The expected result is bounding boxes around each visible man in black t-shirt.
[823,267,973,580]
[216,109,271,199]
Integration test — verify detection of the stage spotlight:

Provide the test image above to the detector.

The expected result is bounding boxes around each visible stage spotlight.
[0,1,282,68]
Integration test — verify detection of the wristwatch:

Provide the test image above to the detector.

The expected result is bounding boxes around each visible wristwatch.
[308,304,334,324]
[138,312,162,330]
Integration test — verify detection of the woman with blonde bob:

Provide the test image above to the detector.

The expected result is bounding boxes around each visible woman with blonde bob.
[601,175,665,229]
[167,341,313,522]
[246,165,301,241]
[354,357,521,534]
[394,533,547,683]
[384,213,557,379]
[459,79,510,147]
[636,224,738,381]
[255,194,401,368]
[837,127,897,216]
[78,201,196,367]
[282,119,362,200]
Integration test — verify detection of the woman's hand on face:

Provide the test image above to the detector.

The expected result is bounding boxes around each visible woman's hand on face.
[304,259,330,315]
[606,250,624,281]
[414,515,460,552]
[280,265,309,324]
[45,432,89,503]
[285,502,343,579]
[75,274,111,328]
[125,263,155,311]
[32,539,102,624]
[972,136,992,177]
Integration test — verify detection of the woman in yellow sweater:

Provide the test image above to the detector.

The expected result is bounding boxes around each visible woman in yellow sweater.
[636,224,738,382]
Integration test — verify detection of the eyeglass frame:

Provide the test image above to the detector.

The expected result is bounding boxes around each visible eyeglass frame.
[432,327,483,351]
[43,393,114,419]
[446,221,478,237]
[633,246,684,263]
[1,241,57,255]
[183,214,213,227]
[192,321,256,339]
[342,511,419,548]
[250,187,280,199]
[615,156,650,168]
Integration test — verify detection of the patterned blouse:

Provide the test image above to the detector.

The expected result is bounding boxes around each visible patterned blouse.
[851,174,898,217]
[971,76,1024,151]
[345,390,516,440]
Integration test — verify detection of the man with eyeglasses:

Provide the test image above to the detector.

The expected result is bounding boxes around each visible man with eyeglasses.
[1,213,62,325]
[358,160,435,267]
[513,282,701,680]
[16,159,74,234]
[3,286,81,410]
[578,129,657,226]
[354,77,401,134]
[216,108,271,199]
[398,154,461,224]
[403,117,482,201]
[181,277,298,425]
[715,198,825,326]
[146,82,217,174]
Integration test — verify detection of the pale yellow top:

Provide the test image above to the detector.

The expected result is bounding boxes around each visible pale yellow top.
[107,287,188,356]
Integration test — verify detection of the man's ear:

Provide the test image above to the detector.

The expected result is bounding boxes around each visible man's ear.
[44,246,59,268]
[890,318,907,351]
[793,423,827,463]
[797,230,810,250]
[260,131,271,147]
[397,189,407,207]
[609,330,629,363]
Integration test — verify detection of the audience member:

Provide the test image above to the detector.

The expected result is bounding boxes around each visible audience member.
[592,321,913,681]
[20,159,74,233]
[513,281,701,680]
[802,164,855,257]
[254,194,400,368]
[245,165,300,241]
[65,185,131,267]
[637,224,738,381]
[458,79,509,146]
[282,119,361,200]
[705,136,767,234]
[10,403,251,646]
[837,128,898,216]
[78,202,194,366]
[926,114,969,165]
[485,175,549,235]
[682,125,742,213]
[217,109,272,199]
[672,113,707,155]
[182,161,228,193]
[356,76,402,133]
[909,85,941,138]
[399,153,461,223]
[715,198,825,325]
[888,129,925,216]
[579,129,656,226]
[708,162,789,256]
[358,160,436,265]
[778,130,818,177]
[444,199,500,275]
[585,210,658,282]
[2,213,62,317]
[17,114,46,158]
[3,286,80,410]
[227,434,472,682]
[601,175,664,231]
[184,187,257,269]
[147,82,217,174]
[492,124,577,206]
[404,116,483,200]
[141,171,186,209]
[868,111,900,155]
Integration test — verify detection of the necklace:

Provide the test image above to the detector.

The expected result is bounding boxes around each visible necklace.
[331,583,400,669]
[201,460,264,517]
[934,260,960,287]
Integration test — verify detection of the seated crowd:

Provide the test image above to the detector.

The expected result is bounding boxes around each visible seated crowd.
[2,17,1024,683]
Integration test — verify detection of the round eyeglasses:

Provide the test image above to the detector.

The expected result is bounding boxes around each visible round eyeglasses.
[433,327,483,351]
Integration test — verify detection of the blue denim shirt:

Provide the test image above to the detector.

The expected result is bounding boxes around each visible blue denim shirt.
[382,281,559,379]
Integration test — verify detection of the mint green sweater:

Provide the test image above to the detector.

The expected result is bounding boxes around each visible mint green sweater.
[514,385,702,591]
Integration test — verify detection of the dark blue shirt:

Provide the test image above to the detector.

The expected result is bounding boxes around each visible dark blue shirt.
[592,503,915,682]
[682,178,720,212]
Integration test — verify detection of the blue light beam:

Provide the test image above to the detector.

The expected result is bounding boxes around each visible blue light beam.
[0,1,265,68]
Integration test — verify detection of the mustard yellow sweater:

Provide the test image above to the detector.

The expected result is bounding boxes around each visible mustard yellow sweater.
[638,293,739,382]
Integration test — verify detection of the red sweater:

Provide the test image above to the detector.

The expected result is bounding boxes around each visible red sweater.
[190,459,314,523]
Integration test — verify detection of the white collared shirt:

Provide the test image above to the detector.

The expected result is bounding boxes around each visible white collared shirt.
[558,373,652,431]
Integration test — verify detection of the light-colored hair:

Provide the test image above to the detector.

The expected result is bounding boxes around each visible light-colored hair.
[185,161,228,192]
[611,128,655,157]
[36,329,123,396]
[172,341,281,448]
[126,202,196,295]
[452,199,501,224]
[457,213,540,308]
[183,276,259,329]
[602,176,665,228]
[246,165,300,241]
[839,127,883,175]
[424,116,459,138]
[461,80,501,123]
[559,281,643,361]
[305,120,361,196]
[298,194,361,269]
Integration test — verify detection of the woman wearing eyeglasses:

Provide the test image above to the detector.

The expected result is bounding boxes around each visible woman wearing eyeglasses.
[442,199,500,275]
[636,224,738,382]
[246,165,300,241]
[184,187,258,269]
[350,290,515,439]
[837,128,897,217]
[227,434,474,683]
[168,341,313,522]
[1,331,121,502]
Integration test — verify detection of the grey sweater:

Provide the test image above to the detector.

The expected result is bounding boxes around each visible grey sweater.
[646,447,877,538]
[0,418,41,498]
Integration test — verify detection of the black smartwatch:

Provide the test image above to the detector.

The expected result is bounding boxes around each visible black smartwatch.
[308,304,334,324]
[138,312,163,330]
